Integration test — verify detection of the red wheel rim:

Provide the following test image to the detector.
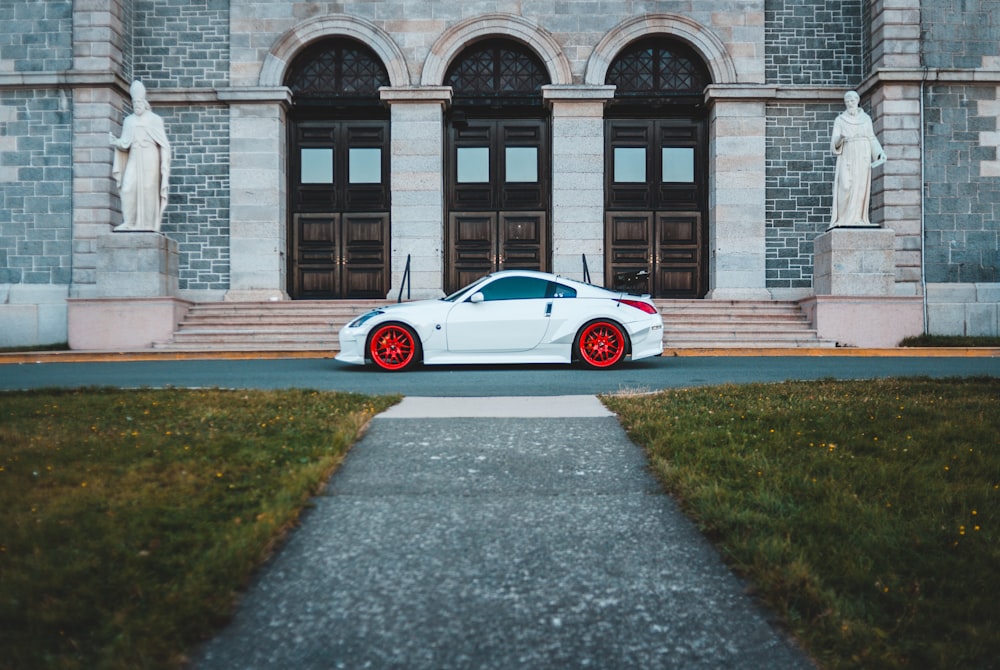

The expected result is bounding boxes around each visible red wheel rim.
[369,325,416,370]
[579,322,625,367]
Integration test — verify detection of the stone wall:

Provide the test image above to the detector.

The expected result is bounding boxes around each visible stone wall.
[923,84,1000,284]
[156,105,231,295]
[231,0,765,87]
[133,0,230,88]
[0,0,72,73]
[921,0,1000,69]
[763,0,863,86]
[764,102,839,293]
[0,90,73,285]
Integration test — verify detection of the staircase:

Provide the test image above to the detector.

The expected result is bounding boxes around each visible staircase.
[654,300,835,349]
[152,300,390,352]
[153,298,835,352]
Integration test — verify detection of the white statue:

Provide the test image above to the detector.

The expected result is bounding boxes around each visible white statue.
[829,90,886,229]
[109,80,171,232]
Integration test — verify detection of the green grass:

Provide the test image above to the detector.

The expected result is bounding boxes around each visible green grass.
[899,334,1000,347]
[603,378,1000,670]
[0,387,399,670]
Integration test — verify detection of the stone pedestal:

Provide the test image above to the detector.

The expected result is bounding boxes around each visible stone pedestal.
[803,227,922,347]
[67,232,189,350]
[96,232,179,297]
[814,227,895,296]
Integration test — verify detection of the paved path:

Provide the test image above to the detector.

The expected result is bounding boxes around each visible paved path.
[191,396,815,669]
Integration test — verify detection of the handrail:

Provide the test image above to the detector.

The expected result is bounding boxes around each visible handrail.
[397,254,411,303]
[581,253,591,284]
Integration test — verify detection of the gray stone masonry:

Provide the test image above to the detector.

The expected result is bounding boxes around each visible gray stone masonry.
[813,228,895,296]
[96,232,179,297]
[922,0,1000,69]
[133,0,230,89]
[0,90,73,285]
[765,102,839,291]
[764,0,863,85]
[924,84,1000,284]
[0,0,72,73]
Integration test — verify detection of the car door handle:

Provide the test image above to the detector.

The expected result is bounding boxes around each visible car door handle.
[545,302,553,317]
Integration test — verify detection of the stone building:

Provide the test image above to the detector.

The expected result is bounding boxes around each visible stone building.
[1,0,997,349]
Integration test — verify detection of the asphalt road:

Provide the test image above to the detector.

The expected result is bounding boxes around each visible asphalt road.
[2,354,998,395]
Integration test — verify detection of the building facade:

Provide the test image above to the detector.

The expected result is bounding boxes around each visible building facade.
[1,0,997,348]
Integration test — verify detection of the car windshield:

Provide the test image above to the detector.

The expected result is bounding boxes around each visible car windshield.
[441,276,492,302]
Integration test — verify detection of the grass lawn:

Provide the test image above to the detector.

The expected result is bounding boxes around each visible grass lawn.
[2,380,998,669]
[604,377,999,670]
[0,388,399,670]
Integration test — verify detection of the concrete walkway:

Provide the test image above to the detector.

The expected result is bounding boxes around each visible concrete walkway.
[191,396,815,669]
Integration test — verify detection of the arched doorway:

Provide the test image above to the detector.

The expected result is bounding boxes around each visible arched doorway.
[285,38,390,299]
[443,39,551,294]
[604,37,711,298]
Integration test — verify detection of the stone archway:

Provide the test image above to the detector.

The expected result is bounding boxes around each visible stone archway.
[260,15,410,88]
[421,13,572,87]
[584,14,738,86]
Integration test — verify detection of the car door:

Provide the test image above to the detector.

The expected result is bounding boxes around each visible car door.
[445,276,553,352]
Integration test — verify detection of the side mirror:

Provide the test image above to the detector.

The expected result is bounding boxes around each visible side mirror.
[469,292,485,304]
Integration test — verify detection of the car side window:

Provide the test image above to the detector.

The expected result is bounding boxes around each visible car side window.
[546,281,576,299]
[477,276,550,301]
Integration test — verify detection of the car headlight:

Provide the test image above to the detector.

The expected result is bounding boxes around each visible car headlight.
[347,310,384,328]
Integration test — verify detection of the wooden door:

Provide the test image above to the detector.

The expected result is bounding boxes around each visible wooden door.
[605,119,707,298]
[445,118,549,293]
[289,119,389,299]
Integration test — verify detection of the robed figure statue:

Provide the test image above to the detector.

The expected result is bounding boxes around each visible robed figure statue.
[110,80,171,232]
[830,90,886,229]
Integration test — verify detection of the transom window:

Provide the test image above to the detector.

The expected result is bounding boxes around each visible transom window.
[286,38,390,100]
[606,37,710,99]
[445,39,548,107]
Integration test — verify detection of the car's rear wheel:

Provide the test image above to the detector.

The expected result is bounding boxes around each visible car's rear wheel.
[576,320,628,368]
[368,323,420,371]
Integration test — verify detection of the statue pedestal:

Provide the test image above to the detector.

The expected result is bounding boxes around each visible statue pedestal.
[96,232,179,297]
[67,232,190,350]
[800,227,922,347]
[813,227,895,296]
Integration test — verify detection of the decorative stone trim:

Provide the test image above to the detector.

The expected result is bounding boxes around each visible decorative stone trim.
[421,13,572,87]
[585,14,738,87]
[259,15,410,88]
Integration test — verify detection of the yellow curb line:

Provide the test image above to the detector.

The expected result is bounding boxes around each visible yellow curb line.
[1,348,998,365]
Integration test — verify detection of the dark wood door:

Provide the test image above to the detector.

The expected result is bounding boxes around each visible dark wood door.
[445,118,549,294]
[605,119,707,298]
[289,119,389,299]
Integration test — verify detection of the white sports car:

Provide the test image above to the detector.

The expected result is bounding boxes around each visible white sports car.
[336,270,663,371]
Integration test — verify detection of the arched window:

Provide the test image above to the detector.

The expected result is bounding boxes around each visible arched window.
[285,38,390,103]
[445,39,549,107]
[606,37,710,107]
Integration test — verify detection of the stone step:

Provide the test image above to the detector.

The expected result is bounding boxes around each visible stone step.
[153,299,836,351]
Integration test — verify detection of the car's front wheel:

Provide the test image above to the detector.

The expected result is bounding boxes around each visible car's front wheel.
[367,323,421,371]
[575,320,628,368]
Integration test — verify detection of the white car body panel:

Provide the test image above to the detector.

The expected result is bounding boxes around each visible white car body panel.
[336,270,663,369]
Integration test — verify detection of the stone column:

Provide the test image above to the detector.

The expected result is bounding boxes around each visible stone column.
[380,87,451,299]
[705,87,771,300]
[70,1,130,298]
[543,85,615,284]
[221,88,291,301]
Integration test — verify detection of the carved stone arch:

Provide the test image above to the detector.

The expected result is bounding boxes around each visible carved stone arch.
[585,14,737,87]
[421,13,572,87]
[260,15,410,88]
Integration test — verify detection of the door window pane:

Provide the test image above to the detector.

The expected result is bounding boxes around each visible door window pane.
[614,147,646,183]
[457,147,489,183]
[301,148,333,184]
[662,147,695,183]
[505,147,538,183]
[349,148,381,184]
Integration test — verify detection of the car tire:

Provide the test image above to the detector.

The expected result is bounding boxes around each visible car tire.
[367,323,421,371]
[575,320,628,369]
